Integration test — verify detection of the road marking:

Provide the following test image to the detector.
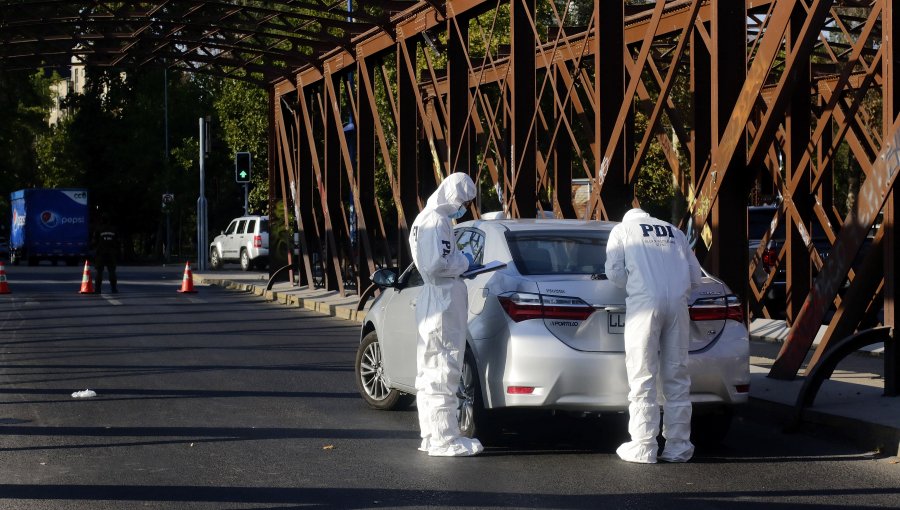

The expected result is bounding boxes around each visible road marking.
[103,296,123,306]
[186,297,205,303]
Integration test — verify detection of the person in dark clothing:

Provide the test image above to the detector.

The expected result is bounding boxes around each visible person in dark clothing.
[93,216,119,293]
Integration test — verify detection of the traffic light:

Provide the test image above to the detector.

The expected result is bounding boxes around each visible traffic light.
[235,152,251,183]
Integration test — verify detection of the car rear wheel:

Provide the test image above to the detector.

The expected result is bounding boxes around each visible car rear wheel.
[239,249,251,271]
[355,331,413,410]
[209,248,222,270]
[458,349,496,442]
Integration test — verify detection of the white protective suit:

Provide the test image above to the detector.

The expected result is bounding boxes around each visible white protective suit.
[408,172,484,457]
[605,208,703,463]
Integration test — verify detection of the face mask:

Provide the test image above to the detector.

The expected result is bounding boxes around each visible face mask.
[448,205,467,220]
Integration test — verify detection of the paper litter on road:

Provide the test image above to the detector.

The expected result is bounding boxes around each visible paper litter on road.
[71,389,97,398]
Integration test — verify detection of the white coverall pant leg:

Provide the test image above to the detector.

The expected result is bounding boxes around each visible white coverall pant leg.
[415,280,484,457]
[617,297,694,463]
[658,300,694,462]
[617,299,663,463]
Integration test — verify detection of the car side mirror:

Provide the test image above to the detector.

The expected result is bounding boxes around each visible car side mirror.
[371,267,400,289]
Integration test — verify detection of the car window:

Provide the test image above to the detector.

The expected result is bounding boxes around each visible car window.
[455,228,485,264]
[246,219,256,234]
[224,221,237,235]
[506,230,609,275]
[236,220,247,234]
[259,218,269,233]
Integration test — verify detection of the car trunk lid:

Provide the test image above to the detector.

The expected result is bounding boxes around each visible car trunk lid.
[534,276,731,352]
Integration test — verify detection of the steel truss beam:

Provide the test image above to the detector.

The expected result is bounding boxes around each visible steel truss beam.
[269,1,895,390]
[1,1,892,385]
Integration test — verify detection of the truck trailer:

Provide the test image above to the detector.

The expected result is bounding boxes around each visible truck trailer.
[9,188,90,266]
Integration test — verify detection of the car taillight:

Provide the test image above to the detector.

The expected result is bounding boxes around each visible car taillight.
[762,248,778,271]
[253,235,262,248]
[689,295,744,322]
[498,292,595,323]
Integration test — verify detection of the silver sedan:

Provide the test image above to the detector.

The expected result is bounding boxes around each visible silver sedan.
[355,219,750,444]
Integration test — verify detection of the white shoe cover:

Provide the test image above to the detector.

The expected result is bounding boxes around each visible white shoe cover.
[418,438,430,452]
[659,440,694,462]
[427,437,484,457]
[616,441,657,464]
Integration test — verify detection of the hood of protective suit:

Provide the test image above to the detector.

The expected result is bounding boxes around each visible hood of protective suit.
[425,172,477,216]
[622,208,650,223]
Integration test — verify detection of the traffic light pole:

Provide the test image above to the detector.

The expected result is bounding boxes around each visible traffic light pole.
[197,117,208,272]
[244,183,249,215]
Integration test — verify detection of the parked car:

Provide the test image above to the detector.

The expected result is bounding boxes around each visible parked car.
[748,205,832,319]
[209,215,269,271]
[355,218,750,445]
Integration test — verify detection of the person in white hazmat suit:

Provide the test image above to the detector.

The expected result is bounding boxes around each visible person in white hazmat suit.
[604,208,703,463]
[408,172,485,457]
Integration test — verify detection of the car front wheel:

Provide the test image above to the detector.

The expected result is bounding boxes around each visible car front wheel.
[355,331,413,410]
[209,248,222,270]
[239,249,251,271]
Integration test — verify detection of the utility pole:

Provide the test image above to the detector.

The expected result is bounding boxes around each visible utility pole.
[197,117,208,271]
[164,68,171,263]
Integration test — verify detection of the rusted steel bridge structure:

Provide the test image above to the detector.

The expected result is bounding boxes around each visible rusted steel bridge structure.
[0,0,896,384]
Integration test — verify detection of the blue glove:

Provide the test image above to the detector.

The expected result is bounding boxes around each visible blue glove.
[463,252,481,272]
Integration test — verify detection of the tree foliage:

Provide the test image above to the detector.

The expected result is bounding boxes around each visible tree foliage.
[0,70,53,234]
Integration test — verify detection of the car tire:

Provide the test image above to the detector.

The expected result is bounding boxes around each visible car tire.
[691,407,733,446]
[355,331,413,411]
[210,248,222,270]
[458,348,496,443]
[239,249,251,271]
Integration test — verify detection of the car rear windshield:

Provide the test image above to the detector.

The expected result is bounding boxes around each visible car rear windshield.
[506,230,609,275]
[259,219,269,233]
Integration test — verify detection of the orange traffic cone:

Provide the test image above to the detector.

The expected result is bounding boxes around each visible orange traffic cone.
[0,261,10,294]
[79,260,95,294]
[177,261,197,293]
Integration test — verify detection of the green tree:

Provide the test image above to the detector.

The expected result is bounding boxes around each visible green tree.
[211,77,270,214]
[0,70,53,231]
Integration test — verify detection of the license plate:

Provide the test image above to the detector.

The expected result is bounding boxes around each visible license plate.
[608,312,625,334]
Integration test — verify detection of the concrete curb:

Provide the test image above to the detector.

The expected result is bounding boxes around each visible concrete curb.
[750,318,885,358]
[196,276,367,323]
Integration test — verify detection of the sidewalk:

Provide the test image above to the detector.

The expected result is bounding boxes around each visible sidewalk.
[194,270,899,457]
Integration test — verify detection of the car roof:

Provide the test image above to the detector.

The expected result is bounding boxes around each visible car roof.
[461,218,617,233]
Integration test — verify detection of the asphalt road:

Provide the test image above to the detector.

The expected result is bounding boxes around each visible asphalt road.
[1,265,899,509]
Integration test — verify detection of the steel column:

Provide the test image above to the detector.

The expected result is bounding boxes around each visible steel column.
[397,37,419,267]
[884,0,899,396]
[785,4,812,324]
[594,0,626,220]
[510,0,536,219]
[448,12,471,177]
[706,0,748,308]
[356,57,378,286]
